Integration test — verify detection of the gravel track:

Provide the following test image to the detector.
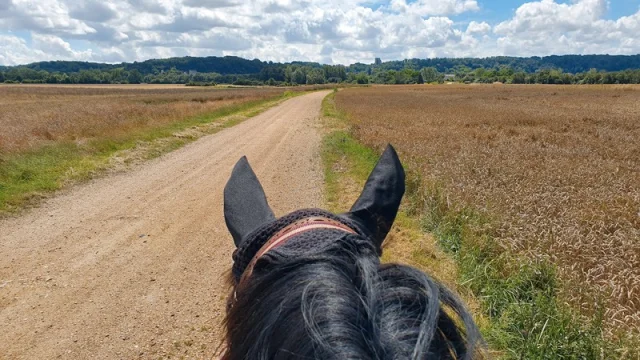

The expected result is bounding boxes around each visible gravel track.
[0,90,330,359]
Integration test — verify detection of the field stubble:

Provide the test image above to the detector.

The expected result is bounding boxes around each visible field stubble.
[335,84,640,337]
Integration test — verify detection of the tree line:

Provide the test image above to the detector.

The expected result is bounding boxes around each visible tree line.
[368,67,640,85]
[365,55,640,74]
[9,54,640,76]
[0,64,352,85]
[3,56,640,85]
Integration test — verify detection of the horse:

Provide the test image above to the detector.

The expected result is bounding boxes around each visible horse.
[221,145,482,359]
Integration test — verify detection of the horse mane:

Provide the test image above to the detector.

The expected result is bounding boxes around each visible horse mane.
[222,235,482,359]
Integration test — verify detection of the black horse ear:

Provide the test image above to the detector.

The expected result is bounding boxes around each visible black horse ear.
[224,156,275,247]
[341,145,405,252]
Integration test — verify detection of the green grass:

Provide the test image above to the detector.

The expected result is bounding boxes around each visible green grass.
[321,90,382,211]
[320,91,633,359]
[418,185,617,358]
[0,91,303,214]
[322,131,377,207]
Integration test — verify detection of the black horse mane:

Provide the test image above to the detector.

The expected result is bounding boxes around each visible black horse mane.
[223,235,481,359]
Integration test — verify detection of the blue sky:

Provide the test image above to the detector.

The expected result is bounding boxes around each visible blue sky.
[1,0,639,65]
[608,0,640,18]
[449,0,639,25]
[366,0,639,21]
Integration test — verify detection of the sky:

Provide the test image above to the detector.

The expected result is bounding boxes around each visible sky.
[0,0,639,66]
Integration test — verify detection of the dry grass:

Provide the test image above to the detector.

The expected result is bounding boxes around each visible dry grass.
[0,85,292,153]
[0,84,337,213]
[6,84,204,89]
[335,84,640,336]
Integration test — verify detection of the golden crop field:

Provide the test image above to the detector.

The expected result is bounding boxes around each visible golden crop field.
[0,85,289,153]
[335,84,640,335]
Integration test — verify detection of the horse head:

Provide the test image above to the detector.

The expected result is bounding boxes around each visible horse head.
[222,145,481,359]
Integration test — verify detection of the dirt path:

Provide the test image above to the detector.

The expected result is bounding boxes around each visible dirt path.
[0,90,330,359]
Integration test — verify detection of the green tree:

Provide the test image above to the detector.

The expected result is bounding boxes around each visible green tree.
[306,68,325,84]
[127,69,143,84]
[291,69,306,85]
[420,67,440,83]
[355,73,369,84]
[583,68,602,84]
[45,73,59,84]
[260,66,285,81]
[561,73,574,84]
[512,72,526,84]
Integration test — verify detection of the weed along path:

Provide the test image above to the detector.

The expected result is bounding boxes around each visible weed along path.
[0,90,330,359]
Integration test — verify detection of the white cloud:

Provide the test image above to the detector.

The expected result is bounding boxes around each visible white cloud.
[0,33,96,65]
[128,0,169,14]
[0,0,13,11]
[152,7,239,33]
[0,0,639,66]
[466,21,490,35]
[496,0,606,33]
[68,0,118,22]
[178,30,252,50]
[0,0,96,36]
[31,33,93,59]
[0,35,47,65]
[389,0,479,16]
[494,0,640,56]
[183,0,241,8]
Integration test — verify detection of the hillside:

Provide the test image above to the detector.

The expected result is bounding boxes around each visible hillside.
[6,54,640,76]
[17,56,272,75]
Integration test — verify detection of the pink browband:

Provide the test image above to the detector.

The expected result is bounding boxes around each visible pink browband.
[237,216,357,288]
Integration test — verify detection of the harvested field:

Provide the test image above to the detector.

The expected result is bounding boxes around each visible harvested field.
[335,84,640,336]
[0,85,289,153]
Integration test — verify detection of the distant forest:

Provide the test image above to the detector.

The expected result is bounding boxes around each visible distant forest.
[2,54,640,85]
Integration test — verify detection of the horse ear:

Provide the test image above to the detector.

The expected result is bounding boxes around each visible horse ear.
[341,145,405,252]
[224,156,275,247]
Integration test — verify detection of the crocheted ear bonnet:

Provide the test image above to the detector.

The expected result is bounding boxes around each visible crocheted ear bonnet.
[231,208,367,283]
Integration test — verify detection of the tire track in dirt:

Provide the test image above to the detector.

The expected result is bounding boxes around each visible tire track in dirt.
[0,90,331,359]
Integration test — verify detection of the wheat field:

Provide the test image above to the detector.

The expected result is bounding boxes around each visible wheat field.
[0,85,289,153]
[335,84,640,336]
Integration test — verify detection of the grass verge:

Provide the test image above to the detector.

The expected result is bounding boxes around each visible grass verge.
[320,91,633,359]
[0,91,302,214]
